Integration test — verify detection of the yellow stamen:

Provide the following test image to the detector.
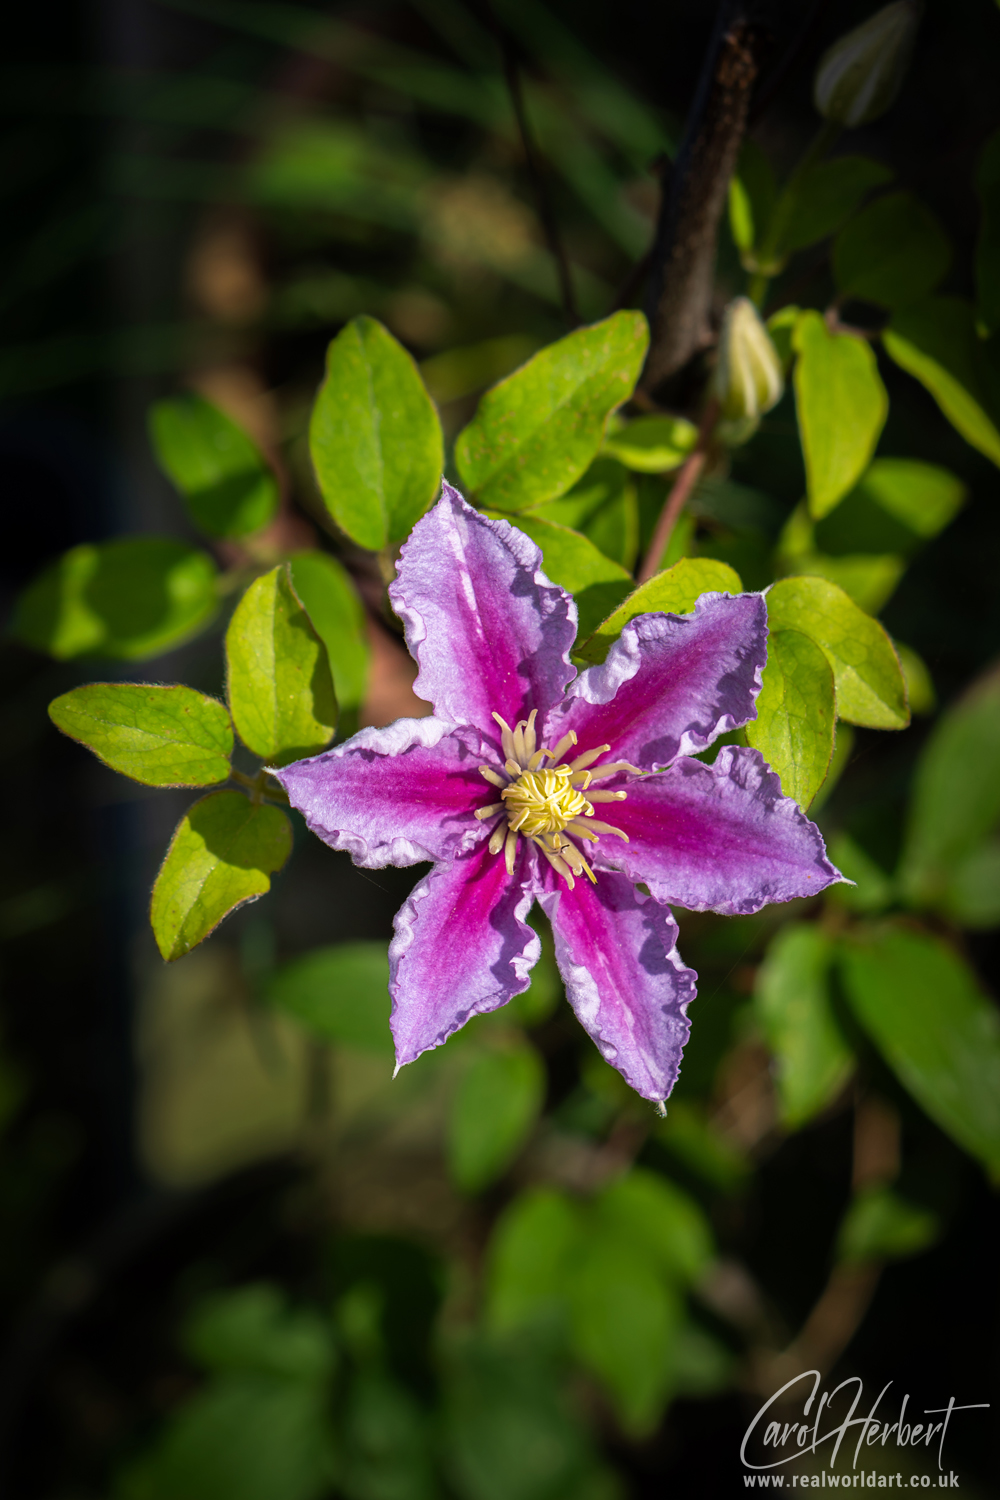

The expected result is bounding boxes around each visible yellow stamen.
[492,712,517,762]
[504,826,518,875]
[569,744,611,772]
[478,713,634,889]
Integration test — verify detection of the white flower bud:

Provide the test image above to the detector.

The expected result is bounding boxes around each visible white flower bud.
[813,1,920,129]
[712,297,784,445]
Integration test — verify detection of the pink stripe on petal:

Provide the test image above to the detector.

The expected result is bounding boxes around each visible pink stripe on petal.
[555,592,767,770]
[594,746,842,914]
[275,717,489,868]
[540,869,697,1103]
[389,839,540,1066]
[389,484,577,737]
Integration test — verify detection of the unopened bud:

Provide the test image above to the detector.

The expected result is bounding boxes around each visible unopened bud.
[813,1,920,129]
[712,297,783,446]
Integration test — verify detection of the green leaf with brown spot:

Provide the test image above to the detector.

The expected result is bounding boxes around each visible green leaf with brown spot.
[151,791,292,961]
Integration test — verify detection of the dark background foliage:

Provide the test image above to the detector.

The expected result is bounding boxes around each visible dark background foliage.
[1,1,998,1496]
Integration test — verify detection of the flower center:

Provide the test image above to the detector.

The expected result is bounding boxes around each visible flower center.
[474,709,640,890]
[502,767,590,836]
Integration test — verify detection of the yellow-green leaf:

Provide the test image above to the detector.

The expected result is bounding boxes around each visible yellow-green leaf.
[225,565,337,766]
[882,297,1000,468]
[577,557,743,664]
[455,311,648,512]
[793,311,888,519]
[49,683,232,787]
[745,628,836,808]
[151,791,292,962]
[765,576,908,729]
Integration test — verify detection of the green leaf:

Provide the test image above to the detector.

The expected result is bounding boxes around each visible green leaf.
[309,315,443,549]
[149,393,279,539]
[840,925,1000,1178]
[568,1237,682,1435]
[942,843,1000,930]
[491,514,631,643]
[836,1186,940,1265]
[975,127,1000,337]
[150,791,292,962]
[486,1187,583,1334]
[793,311,888,519]
[601,413,697,473]
[341,1371,435,1500]
[226,565,336,766]
[783,552,906,615]
[882,297,1000,468]
[583,478,639,570]
[592,1168,714,1286]
[13,537,218,661]
[265,942,391,1054]
[745,628,835,808]
[419,333,540,403]
[766,305,800,372]
[900,666,1000,908]
[577,557,743,665]
[288,551,370,712]
[894,640,936,715]
[526,455,630,531]
[656,1102,750,1192]
[776,156,893,255]
[833,191,951,308]
[448,1041,545,1194]
[48,683,232,787]
[185,1285,334,1382]
[826,832,894,915]
[728,138,777,257]
[765,576,908,730]
[455,311,648,511]
[851,457,966,538]
[124,1378,334,1500]
[755,924,852,1128]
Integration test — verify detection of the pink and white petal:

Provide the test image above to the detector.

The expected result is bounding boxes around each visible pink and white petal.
[553,592,767,770]
[389,483,577,738]
[389,839,540,1066]
[593,746,842,914]
[274,716,490,869]
[539,869,697,1103]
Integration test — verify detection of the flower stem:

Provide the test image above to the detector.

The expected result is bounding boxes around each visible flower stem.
[635,398,720,585]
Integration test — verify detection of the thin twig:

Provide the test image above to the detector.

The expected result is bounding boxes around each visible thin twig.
[486,8,580,327]
[635,398,719,584]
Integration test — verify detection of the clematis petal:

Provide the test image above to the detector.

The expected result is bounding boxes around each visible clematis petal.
[274,716,489,868]
[389,839,540,1066]
[389,482,578,737]
[539,869,696,1103]
[592,746,842,914]
[553,592,767,770]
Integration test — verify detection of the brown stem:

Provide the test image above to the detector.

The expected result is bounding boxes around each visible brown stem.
[642,4,762,393]
[635,397,719,584]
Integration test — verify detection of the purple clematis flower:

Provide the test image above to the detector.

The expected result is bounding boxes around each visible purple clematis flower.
[276,484,841,1105]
